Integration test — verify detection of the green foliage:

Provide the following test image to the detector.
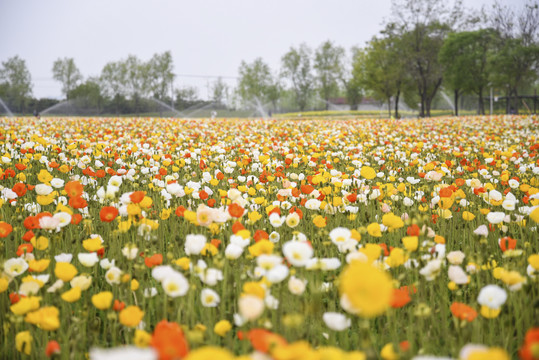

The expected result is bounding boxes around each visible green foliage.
[0,56,33,113]
[314,41,345,109]
[439,29,495,114]
[237,58,275,106]
[52,58,83,99]
[281,44,314,111]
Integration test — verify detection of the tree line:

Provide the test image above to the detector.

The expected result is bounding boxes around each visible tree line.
[237,0,539,117]
[1,0,538,117]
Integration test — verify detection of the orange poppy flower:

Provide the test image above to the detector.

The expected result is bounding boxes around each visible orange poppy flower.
[300,184,314,194]
[450,302,477,322]
[15,163,27,171]
[45,340,61,358]
[391,287,412,308]
[22,230,35,242]
[71,214,83,225]
[16,243,33,256]
[231,221,245,234]
[246,328,287,354]
[144,254,163,268]
[113,299,125,312]
[65,181,83,198]
[207,198,216,207]
[199,190,209,200]
[99,206,119,222]
[519,327,539,360]
[130,191,146,204]
[150,320,189,360]
[12,183,27,197]
[499,237,517,252]
[175,206,186,217]
[69,196,88,209]
[288,206,303,219]
[406,224,421,237]
[228,203,245,218]
[254,230,269,242]
[439,187,453,198]
[0,222,13,238]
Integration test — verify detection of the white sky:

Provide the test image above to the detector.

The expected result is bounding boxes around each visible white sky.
[0,0,529,99]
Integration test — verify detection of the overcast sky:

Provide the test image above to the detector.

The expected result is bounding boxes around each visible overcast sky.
[0,0,530,100]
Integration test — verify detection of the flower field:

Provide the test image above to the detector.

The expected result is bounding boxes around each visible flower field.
[0,115,538,360]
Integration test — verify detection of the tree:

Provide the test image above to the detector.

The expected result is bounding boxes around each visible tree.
[314,40,345,110]
[342,47,364,111]
[148,51,175,101]
[237,58,273,106]
[281,44,313,111]
[0,56,33,113]
[100,61,125,114]
[211,77,228,105]
[175,86,199,110]
[68,77,104,113]
[439,29,494,115]
[386,0,466,117]
[488,1,539,114]
[52,58,83,99]
[359,37,409,117]
[122,55,151,115]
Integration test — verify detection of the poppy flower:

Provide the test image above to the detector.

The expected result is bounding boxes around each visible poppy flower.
[99,206,119,222]
[228,203,245,218]
[0,222,13,238]
[129,191,146,203]
[144,254,163,268]
[450,302,477,322]
[150,320,189,360]
[64,181,83,198]
[69,196,88,209]
[245,328,287,354]
[45,340,60,357]
[499,237,517,252]
[391,287,412,308]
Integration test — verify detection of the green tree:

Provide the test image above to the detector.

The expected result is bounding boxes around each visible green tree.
[175,86,199,110]
[100,61,125,114]
[281,44,313,111]
[122,55,151,115]
[314,40,345,110]
[68,77,104,113]
[211,77,228,105]
[439,29,494,115]
[488,1,539,114]
[386,0,466,117]
[0,55,33,113]
[359,37,409,118]
[148,51,175,101]
[52,57,83,99]
[237,58,273,106]
[342,47,364,111]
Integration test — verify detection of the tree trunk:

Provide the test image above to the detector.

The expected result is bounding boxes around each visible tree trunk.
[454,89,459,117]
[394,90,400,119]
[513,88,519,114]
[420,95,426,117]
[506,89,510,114]
[387,98,391,118]
[478,88,484,115]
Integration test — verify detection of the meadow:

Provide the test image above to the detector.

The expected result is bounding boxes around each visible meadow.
[0,115,538,360]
